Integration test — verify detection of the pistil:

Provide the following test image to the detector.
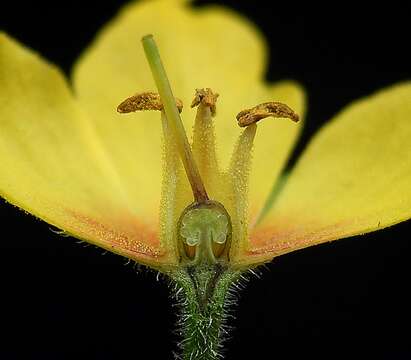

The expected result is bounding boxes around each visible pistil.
[142,34,209,204]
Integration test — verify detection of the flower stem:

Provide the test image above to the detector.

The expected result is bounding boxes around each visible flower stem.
[171,265,241,360]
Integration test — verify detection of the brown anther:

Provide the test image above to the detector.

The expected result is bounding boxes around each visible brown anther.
[190,88,219,116]
[236,101,299,127]
[117,92,183,114]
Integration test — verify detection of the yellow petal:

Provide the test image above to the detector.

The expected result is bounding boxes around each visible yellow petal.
[242,82,411,265]
[72,0,305,219]
[0,33,172,267]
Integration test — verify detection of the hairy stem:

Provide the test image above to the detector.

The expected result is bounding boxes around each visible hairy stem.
[171,265,241,360]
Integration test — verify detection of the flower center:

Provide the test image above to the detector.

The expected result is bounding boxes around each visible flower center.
[117,34,299,265]
[142,34,230,263]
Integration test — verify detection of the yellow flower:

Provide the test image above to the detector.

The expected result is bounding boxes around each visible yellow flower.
[2,1,411,359]
[0,0,410,273]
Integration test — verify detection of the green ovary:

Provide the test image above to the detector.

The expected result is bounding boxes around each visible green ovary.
[180,208,229,247]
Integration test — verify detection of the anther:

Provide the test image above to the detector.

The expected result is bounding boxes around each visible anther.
[236,101,299,127]
[191,88,219,116]
[117,92,183,114]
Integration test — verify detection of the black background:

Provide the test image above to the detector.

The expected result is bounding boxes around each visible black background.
[1,1,411,359]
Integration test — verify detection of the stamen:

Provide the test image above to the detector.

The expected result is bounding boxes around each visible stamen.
[191,88,220,193]
[117,92,183,113]
[236,101,299,127]
[142,34,209,203]
[227,124,257,258]
[191,88,219,116]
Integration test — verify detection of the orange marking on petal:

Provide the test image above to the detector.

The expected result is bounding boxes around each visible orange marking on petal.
[247,216,366,260]
[64,208,165,259]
